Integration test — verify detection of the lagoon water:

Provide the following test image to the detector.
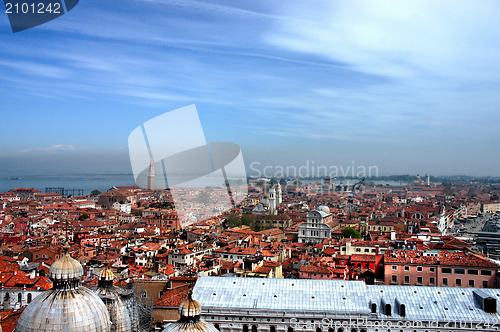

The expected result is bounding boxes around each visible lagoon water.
[0,172,404,196]
[0,173,135,194]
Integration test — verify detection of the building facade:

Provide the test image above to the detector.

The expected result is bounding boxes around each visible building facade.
[298,206,333,244]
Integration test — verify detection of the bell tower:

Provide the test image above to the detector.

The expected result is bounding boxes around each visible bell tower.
[147,158,155,190]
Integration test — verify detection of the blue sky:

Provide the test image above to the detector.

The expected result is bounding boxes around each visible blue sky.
[1,0,500,176]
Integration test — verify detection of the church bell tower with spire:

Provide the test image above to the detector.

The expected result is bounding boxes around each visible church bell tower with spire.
[147,157,155,190]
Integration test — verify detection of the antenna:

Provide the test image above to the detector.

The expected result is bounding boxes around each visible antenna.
[61,212,71,244]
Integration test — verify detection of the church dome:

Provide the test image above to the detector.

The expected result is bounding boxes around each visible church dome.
[16,243,111,332]
[317,205,330,214]
[162,291,218,332]
[98,268,116,282]
[261,198,269,207]
[92,268,134,332]
[178,296,201,318]
[49,243,84,283]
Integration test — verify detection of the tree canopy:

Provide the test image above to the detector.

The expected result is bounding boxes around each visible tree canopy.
[342,227,362,239]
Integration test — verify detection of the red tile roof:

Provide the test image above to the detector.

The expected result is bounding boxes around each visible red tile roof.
[154,284,190,307]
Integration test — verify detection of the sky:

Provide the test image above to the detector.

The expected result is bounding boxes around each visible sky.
[1,0,500,177]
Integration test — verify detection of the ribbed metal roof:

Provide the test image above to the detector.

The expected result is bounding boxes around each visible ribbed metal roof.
[193,277,500,322]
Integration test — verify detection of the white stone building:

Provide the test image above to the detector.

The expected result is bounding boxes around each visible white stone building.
[298,206,333,244]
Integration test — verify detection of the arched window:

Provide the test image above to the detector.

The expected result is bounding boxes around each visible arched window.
[371,303,377,313]
[316,328,322,332]
[287,327,294,332]
[3,293,10,310]
[158,290,164,298]
[18,293,22,303]
[251,325,257,332]
[243,324,249,332]
[384,303,391,316]
[214,323,220,331]
[270,326,276,332]
[27,293,32,304]
[400,304,406,317]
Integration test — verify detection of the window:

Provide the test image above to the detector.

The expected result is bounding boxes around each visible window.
[442,278,448,286]
[385,303,392,316]
[430,267,435,273]
[442,268,452,274]
[455,268,465,275]
[391,275,397,284]
[483,280,489,288]
[399,304,406,317]
[456,279,462,286]
[417,266,423,272]
[430,277,435,285]
[468,269,478,275]
[404,275,410,284]
[417,276,423,285]
[481,270,492,276]
[404,266,410,271]
[469,280,475,287]
[18,293,22,303]
[391,265,397,271]
[27,293,32,303]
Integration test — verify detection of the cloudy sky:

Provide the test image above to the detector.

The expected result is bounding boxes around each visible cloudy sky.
[1,0,500,176]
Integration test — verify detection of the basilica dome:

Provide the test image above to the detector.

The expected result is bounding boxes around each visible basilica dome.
[162,291,218,332]
[16,243,111,332]
[92,268,135,332]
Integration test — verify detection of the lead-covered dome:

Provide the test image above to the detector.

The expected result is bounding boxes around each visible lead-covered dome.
[16,243,111,332]
[162,291,218,332]
[317,205,330,214]
[178,296,201,318]
[49,243,84,284]
[92,268,135,332]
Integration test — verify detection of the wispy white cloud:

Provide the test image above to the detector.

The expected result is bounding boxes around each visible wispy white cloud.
[0,60,69,79]
[267,0,500,82]
[21,145,78,153]
[2,0,500,175]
